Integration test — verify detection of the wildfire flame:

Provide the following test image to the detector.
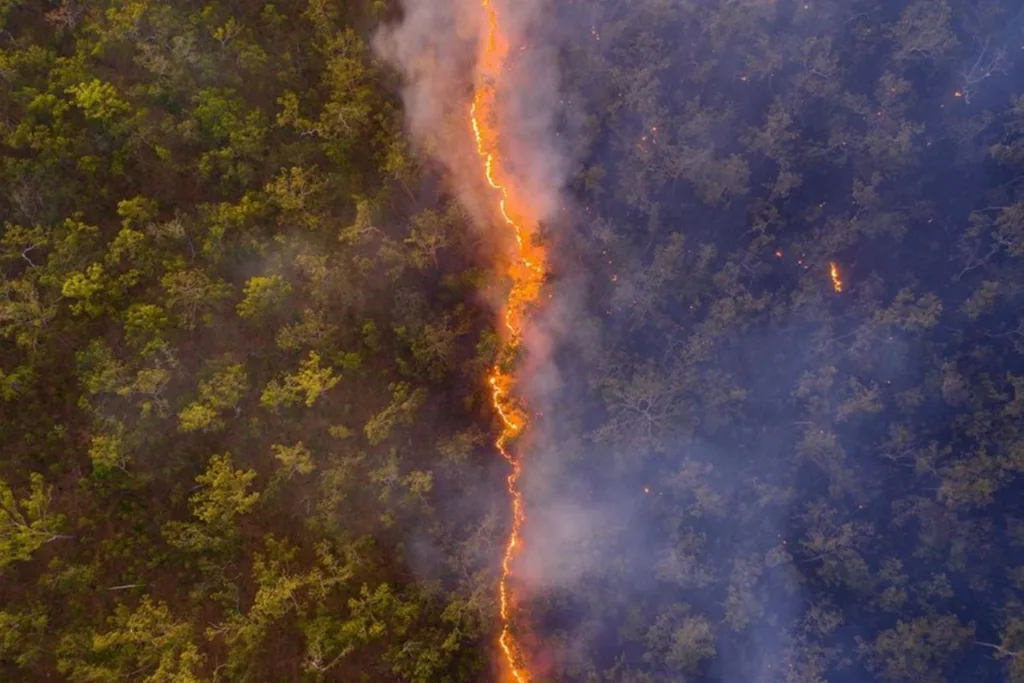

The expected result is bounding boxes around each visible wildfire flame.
[829,261,843,293]
[470,0,545,680]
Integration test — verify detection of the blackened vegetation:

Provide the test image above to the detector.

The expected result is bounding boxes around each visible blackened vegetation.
[534,0,1024,682]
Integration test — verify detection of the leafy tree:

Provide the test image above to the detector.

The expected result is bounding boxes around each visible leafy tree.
[0,604,47,668]
[260,351,341,410]
[57,597,204,683]
[0,474,70,570]
[189,453,259,527]
[178,362,248,433]
[160,269,230,329]
[271,442,315,479]
[236,274,291,320]
[65,80,132,123]
[88,427,129,476]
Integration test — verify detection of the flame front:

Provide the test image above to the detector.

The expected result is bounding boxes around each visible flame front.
[829,261,843,293]
[470,0,545,681]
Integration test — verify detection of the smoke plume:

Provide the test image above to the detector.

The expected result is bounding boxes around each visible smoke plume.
[376,0,578,677]
[374,0,569,233]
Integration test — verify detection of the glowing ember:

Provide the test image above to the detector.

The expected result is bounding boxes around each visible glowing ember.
[470,0,546,680]
[829,261,843,293]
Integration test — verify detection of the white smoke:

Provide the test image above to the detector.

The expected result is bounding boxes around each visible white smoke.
[373,0,568,231]
[375,1,591,669]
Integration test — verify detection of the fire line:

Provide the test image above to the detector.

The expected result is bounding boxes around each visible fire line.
[829,261,843,293]
[470,0,546,680]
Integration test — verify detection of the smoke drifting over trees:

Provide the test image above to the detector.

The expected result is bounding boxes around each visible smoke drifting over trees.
[374,0,569,233]
[3,0,1024,682]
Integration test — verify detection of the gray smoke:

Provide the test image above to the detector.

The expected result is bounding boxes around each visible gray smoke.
[374,0,569,230]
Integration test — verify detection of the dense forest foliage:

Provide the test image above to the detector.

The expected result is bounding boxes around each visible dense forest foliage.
[3,0,1024,681]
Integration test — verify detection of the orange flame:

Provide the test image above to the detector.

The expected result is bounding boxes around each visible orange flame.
[829,261,843,293]
[470,0,545,681]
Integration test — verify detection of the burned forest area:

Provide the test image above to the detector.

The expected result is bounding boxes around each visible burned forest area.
[3,0,1024,681]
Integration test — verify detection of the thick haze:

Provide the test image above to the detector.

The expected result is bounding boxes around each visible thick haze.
[374,0,569,231]
[386,0,1024,680]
